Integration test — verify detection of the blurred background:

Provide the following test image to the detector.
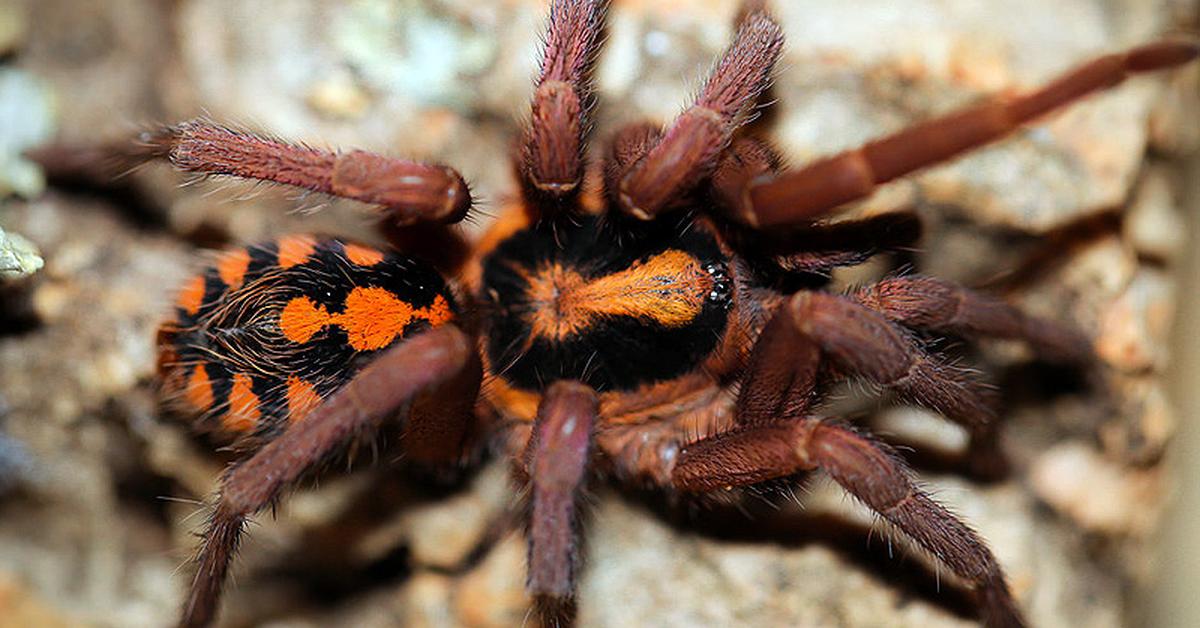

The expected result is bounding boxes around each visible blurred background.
[0,0,1197,626]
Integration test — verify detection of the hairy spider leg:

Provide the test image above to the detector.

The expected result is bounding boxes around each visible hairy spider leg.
[614,10,784,219]
[732,39,1200,228]
[519,0,608,211]
[852,276,1093,365]
[671,418,1027,628]
[143,119,472,226]
[523,381,599,599]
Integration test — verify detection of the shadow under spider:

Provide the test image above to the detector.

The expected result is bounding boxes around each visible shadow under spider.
[623,480,983,624]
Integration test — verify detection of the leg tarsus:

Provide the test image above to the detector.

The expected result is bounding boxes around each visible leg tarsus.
[519,0,608,209]
[179,507,246,628]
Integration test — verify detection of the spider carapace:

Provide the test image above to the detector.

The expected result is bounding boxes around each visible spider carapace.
[478,213,745,422]
[108,1,1196,626]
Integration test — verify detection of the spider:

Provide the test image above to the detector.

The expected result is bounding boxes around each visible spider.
[122,1,1197,626]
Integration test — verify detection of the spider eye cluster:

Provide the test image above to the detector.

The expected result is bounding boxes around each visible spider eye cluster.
[704,262,732,306]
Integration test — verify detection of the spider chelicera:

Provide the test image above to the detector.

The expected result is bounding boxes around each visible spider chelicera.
[65,1,1195,626]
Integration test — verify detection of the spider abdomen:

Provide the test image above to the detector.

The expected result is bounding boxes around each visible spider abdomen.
[480,216,733,394]
[157,236,457,443]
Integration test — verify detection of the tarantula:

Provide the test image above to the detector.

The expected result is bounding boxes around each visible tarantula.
[68,1,1194,626]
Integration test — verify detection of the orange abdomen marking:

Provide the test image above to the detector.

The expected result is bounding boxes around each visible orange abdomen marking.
[158,236,457,444]
[286,376,322,422]
[343,242,385,266]
[185,364,214,411]
[217,248,251,289]
[277,235,317,268]
[176,274,207,315]
[279,288,453,351]
[224,373,262,432]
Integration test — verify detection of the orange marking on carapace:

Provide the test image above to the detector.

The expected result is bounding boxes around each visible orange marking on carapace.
[185,364,214,411]
[286,375,322,422]
[224,372,261,432]
[277,235,317,268]
[278,288,453,351]
[217,248,251,289]
[177,274,206,315]
[523,249,712,341]
[343,243,385,266]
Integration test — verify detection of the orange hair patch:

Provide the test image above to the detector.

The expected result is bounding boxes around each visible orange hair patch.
[223,373,261,432]
[286,375,322,422]
[277,235,317,269]
[279,289,453,351]
[343,243,385,266]
[279,296,332,344]
[217,248,251,289]
[184,365,214,412]
[524,249,712,341]
[177,274,206,315]
[338,287,453,351]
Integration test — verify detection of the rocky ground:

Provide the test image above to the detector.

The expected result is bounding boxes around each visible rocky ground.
[0,1,1197,627]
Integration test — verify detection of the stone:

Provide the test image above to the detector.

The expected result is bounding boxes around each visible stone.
[0,575,75,628]
[1124,167,1188,262]
[1095,268,1176,373]
[0,69,54,199]
[355,462,511,570]
[0,227,43,281]
[454,532,529,628]
[1030,441,1165,536]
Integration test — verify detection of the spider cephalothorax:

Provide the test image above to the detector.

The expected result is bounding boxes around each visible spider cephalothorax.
[53,1,1195,626]
[480,215,740,396]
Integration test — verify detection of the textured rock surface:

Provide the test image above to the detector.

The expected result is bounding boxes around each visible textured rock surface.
[1,0,1197,627]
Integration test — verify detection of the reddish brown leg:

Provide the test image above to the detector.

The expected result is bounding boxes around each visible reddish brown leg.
[781,291,997,434]
[740,291,1005,474]
[711,138,922,274]
[144,119,471,226]
[671,419,1026,628]
[735,40,1199,228]
[179,326,476,628]
[853,276,1093,364]
[757,211,923,275]
[602,122,662,207]
[616,12,783,219]
[523,381,599,599]
[734,307,823,426]
[710,136,780,224]
[519,0,607,209]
